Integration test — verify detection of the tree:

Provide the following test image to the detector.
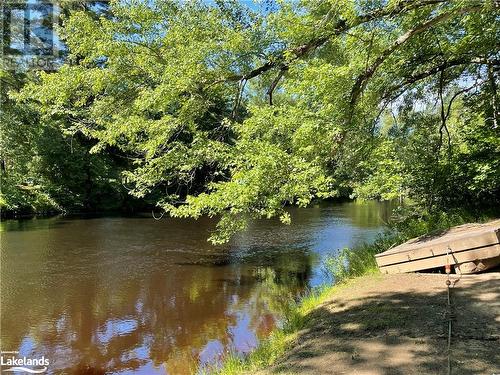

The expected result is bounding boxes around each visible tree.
[1,0,142,215]
[18,0,499,240]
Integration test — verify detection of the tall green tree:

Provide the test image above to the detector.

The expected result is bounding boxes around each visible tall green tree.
[1,0,141,214]
[18,0,499,240]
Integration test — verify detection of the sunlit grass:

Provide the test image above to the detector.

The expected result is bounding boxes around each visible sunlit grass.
[207,285,337,375]
[210,241,401,375]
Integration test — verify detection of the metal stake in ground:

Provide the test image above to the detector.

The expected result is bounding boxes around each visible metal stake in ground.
[445,246,453,375]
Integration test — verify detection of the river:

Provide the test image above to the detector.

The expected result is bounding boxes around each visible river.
[0,201,393,374]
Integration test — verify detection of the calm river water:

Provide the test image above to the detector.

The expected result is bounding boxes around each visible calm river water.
[1,201,393,374]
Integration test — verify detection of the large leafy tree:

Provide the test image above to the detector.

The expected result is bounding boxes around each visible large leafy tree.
[1,1,130,214]
[18,0,499,241]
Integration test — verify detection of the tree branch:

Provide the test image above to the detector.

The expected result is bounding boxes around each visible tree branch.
[444,79,484,121]
[208,0,453,89]
[231,78,247,119]
[438,68,451,155]
[380,56,490,103]
[267,66,288,105]
[487,62,499,129]
[349,5,484,109]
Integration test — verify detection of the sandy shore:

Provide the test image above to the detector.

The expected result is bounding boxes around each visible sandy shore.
[256,272,499,375]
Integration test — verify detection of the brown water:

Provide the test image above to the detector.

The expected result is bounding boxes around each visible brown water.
[0,201,393,374]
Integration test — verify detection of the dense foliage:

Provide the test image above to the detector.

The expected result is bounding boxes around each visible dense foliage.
[2,0,499,241]
[1,2,141,214]
[2,72,133,213]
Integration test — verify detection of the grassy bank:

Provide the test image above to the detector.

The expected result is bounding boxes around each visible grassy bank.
[206,283,346,375]
[209,209,496,375]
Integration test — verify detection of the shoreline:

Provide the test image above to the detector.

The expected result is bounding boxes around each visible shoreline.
[250,272,499,375]
[212,216,500,375]
[210,274,374,375]
[214,270,500,375]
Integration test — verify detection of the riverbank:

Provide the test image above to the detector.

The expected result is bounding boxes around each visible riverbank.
[253,272,499,375]
[215,271,500,375]
[1,202,390,375]
[213,214,499,375]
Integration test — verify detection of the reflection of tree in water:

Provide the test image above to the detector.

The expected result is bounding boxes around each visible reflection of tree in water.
[1,229,313,375]
[4,205,388,375]
[338,201,396,228]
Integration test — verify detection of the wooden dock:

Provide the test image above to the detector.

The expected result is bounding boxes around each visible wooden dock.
[376,220,500,274]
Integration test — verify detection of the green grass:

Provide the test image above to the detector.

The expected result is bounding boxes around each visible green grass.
[205,284,341,375]
[209,209,497,375]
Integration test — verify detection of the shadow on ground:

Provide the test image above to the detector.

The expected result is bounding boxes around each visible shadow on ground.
[268,273,499,375]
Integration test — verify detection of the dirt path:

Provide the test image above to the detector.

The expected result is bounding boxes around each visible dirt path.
[259,272,499,375]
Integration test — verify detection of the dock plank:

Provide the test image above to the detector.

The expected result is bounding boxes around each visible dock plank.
[376,220,500,274]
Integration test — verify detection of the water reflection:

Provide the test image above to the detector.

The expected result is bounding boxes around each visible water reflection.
[1,201,393,374]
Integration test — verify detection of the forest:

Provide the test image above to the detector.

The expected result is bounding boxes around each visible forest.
[1,0,499,242]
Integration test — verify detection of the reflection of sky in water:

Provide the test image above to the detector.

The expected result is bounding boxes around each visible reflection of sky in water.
[198,308,260,373]
[134,345,149,360]
[18,336,36,356]
[228,312,257,353]
[114,362,167,375]
[97,319,139,344]
[198,340,224,369]
[1,202,392,374]
[309,222,382,286]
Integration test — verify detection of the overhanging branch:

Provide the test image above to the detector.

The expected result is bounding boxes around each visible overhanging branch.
[381,57,493,103]
[349,5,484,109]
[208,0,454,89]
[267,66,288,105]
